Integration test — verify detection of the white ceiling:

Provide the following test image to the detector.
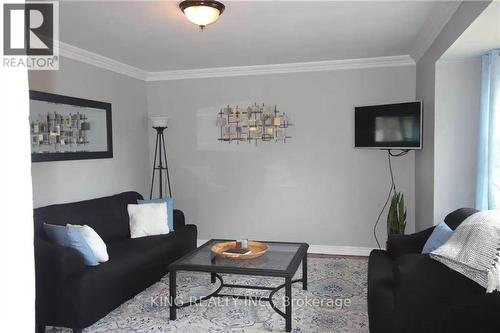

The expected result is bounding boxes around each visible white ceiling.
[59,1,456,72]
[441,1,500,61]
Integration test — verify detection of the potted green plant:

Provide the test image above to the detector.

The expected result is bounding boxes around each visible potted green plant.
[387,191,407,235]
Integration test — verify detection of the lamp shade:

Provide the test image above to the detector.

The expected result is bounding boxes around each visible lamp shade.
[149,115,169,128]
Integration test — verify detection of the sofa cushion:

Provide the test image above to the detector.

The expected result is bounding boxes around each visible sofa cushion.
[63,234,176,327]
[34,191,143,242]
[393,253,486,333]
[106,234,176,268]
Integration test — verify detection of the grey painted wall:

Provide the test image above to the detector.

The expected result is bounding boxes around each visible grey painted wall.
[434,59,482,222]
[415,1,490,231]
[146,66,416,248]
[29,57,150,208]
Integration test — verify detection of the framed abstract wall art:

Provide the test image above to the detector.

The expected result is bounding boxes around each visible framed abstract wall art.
[29,90,113,162]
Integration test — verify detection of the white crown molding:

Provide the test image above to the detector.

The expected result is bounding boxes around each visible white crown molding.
[58,41,414,82]
[437,56,482,65]
[410,2,461,62]
[146,55,415,81]
[196,239,373,257]
[59,42,148,81]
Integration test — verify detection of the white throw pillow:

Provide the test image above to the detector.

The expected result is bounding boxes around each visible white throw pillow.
[68,224,109,262]
[128,203,169,238]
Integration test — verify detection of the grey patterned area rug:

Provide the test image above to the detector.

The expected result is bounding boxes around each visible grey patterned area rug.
[48,257,368,333]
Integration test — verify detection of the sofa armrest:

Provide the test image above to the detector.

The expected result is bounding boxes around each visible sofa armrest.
[35,237,86,327]
[444,207,478,230]
[173,209,185,230]
[35,237,86,283]
[387,227,434,259]
[368,250,396,333]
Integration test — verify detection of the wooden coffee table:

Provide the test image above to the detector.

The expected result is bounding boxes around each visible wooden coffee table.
[168,239,309,332]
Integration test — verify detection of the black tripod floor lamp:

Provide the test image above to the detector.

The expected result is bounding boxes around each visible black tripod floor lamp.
[149,116,172,199]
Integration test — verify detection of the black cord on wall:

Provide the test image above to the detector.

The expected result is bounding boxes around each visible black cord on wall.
[373,149,409,249]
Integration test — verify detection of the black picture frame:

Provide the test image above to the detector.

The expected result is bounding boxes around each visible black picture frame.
[29,90,113,162]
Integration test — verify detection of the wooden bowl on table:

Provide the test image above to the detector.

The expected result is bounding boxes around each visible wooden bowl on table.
[211,241,268,259]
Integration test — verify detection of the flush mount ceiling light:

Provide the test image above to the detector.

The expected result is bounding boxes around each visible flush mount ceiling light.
[179,1,225,30]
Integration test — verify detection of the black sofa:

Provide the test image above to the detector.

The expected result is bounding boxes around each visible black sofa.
[368,208,500,333]
[34,191,197,332]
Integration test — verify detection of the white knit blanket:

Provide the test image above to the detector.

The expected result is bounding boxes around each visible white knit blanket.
[430,210,500,292]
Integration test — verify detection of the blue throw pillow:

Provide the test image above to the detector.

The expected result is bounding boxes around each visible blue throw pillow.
[43,223,100,266]
[137,197,174,232]
[43,223,71,246]
[422,221,454,254]
[66,225,100,266]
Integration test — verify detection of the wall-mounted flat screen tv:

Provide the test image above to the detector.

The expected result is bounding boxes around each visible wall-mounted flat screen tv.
[355,101,422,149]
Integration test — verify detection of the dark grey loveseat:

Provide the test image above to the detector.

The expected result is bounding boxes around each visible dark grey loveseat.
[367,208,500,333]
[34,191,197,332]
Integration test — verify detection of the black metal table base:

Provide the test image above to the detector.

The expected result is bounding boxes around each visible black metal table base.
[169,272,307,332]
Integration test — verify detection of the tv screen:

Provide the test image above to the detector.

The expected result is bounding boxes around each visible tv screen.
[355,101,422,149]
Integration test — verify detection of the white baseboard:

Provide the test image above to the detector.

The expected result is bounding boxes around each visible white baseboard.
[308,245,373,256]
[197,239,374,257]
[197,239,210,247]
